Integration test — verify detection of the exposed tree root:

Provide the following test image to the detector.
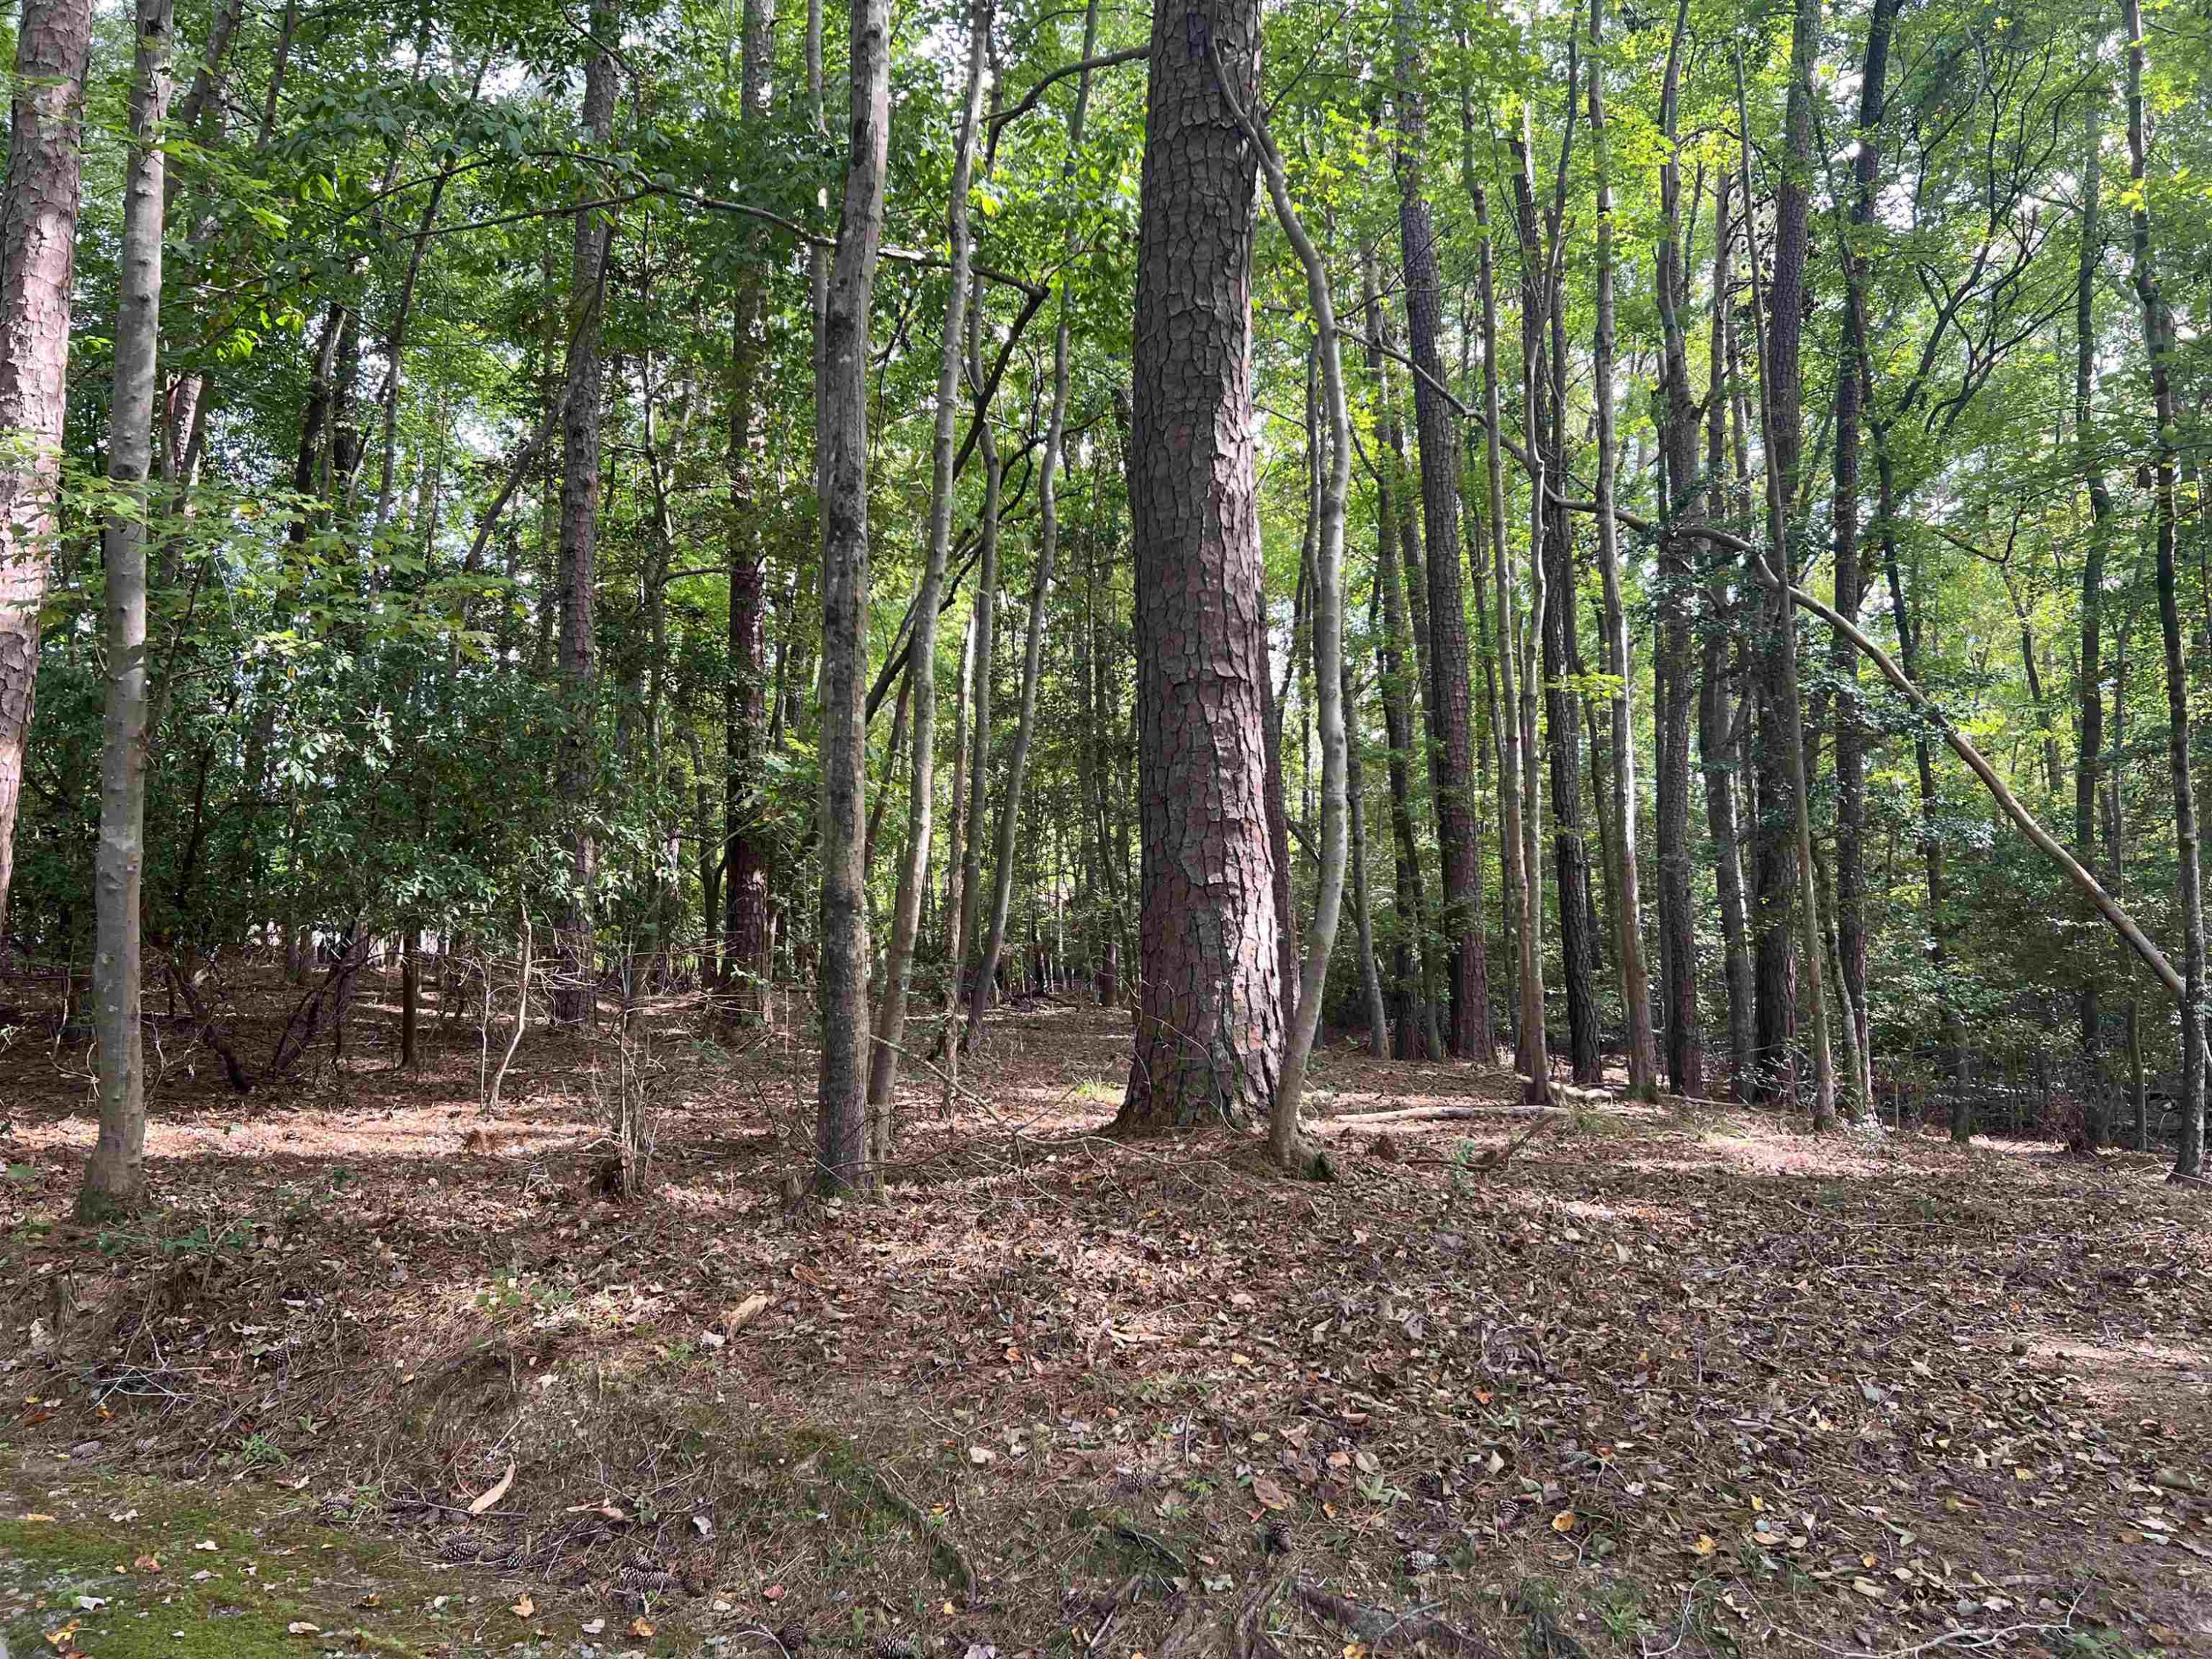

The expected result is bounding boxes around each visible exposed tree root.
[1293,1581,1503,1656]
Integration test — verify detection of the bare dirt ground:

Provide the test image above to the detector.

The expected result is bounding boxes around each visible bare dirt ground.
[3,973,2211,1658]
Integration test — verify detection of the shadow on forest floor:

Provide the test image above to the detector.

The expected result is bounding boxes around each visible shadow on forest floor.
[2,979,2209,1657]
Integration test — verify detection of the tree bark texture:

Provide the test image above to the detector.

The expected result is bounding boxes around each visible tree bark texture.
[0,0,92,942]
[1116,0,1284,1131]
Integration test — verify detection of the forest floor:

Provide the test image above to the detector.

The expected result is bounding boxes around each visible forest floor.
[3,977,2211,1659]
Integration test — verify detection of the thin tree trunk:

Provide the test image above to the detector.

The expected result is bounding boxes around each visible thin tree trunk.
[1652,0,1703,1099]
[554,0,619,1030]
[814,0,892,1194]
[1587,0,1655,1099]
[1396,1,1489,1058]
[79,0,172,1222]
[0,0,92,940]
[869,0,986,1127]
[1738,42,1834,1127]
[947,282,999,1082]
[1477,176,1548,1102]
[723,0,776,1019]
[2073,86,2115,1147]
[2125,0,2205,1181]
[1826,0,1896,1123]
[1363,252,1431,1063]
[1115,0,1283,1130]
[1512,133,1601,1085]
[1217,63,1345,1170]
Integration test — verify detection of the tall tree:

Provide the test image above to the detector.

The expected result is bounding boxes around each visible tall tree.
[1395,0,1489,1058]
[814,0,894,1192]
[870,0,990,1121]
[554,0,619,1029]
[2123,0,2205,1183]
[1825,0,1897,1122]
[77,0,173,1221]
[723,0,776,1018]
[1739,34,1835,1128]
[0,0,93,941]
[1650,0,1702,1099]
[1587,0,1655,1098]
[2070,87,2115,1148]
[1114,0,1285,1130]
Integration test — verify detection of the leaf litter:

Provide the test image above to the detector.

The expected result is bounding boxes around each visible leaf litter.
[0,993,2206,1655]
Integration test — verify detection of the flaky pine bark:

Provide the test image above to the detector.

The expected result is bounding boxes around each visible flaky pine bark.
[1395,0,1489,1059]
[722,0,776,1018]
[1115,0,1284,1131]
[813,0,892,1192]
[0,0,92,940]
[1738,41,1834,1127]
[554,0,619,1029]
[78,0,172,1222]
[1587,0,1655,1099]
[870,0,989,1122]
[1652,0,1702,1099]
[2124,0,2205,1182]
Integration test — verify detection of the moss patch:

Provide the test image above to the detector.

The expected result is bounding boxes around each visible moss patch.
[0,1466,688,1658]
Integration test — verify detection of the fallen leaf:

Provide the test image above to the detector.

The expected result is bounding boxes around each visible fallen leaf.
[1251,1475,1291,1511]
[581,1618,605,1635]
[511,1595,535,1618]
[763,1583,785,1601]
[633,1616,655,1638]
[725,1293,770,1332]
[1693,1535,1717,1556]
[468,1461,517,1515]
[132,1554,162,1573]
[44,1621,77,1650]
[1551,1510,1577,1534]
[968,1445,996,1465]
[1851,1579,1886,1599]
[21,1514,56,1523]
[287,1621,322,1635]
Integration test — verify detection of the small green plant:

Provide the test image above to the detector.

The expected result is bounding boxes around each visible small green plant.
[237,1431,290,1468]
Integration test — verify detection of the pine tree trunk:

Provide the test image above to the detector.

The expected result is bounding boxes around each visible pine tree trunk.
[0,0,92,942]
[78,0,171,1222]
[1116,0,1284,1130]
[813,0,893,1194]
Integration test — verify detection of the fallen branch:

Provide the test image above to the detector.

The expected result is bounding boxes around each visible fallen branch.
[1330,1104,1566,1126]
[844,1459,977,1605]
